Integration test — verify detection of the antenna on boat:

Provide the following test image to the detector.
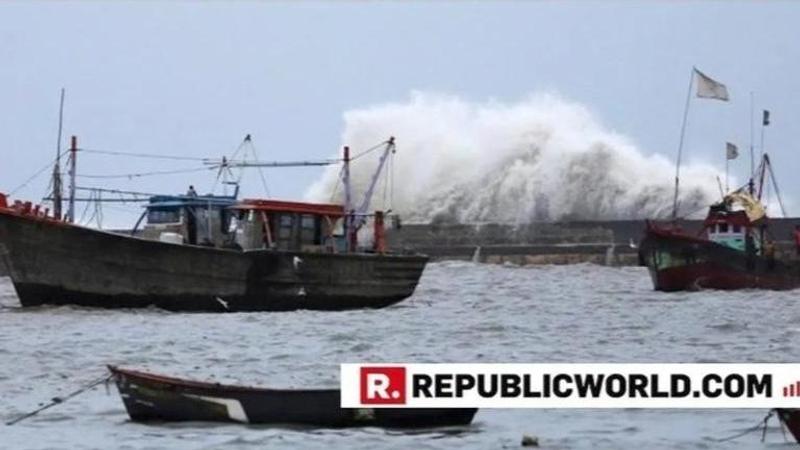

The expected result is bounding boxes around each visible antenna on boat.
[52,88,65,220]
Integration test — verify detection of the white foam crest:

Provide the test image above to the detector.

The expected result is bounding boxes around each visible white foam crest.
[305,92,724,223]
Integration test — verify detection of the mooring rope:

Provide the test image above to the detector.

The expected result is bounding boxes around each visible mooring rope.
[711,410,774,443]
[5,374,113,426]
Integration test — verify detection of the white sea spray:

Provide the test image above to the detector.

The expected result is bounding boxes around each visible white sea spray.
[305,92,724,223]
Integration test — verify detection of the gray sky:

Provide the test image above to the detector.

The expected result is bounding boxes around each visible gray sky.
[1,1,798,226]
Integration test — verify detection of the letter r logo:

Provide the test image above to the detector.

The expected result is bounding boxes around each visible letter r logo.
[360,367,406,405]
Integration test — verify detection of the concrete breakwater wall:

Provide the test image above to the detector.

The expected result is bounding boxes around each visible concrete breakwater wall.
[387,218,800,266]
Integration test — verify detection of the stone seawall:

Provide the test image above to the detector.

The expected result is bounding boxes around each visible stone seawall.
[387,218,800,266]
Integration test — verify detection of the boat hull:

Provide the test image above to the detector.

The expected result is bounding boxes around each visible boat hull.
[776,409,800,443]
[109,366,478,428]
[0,211,427,311]
[639,227,800,291]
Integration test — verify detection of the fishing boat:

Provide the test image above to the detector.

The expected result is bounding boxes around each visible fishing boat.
[639,155,799,291]
[109,366,478,428]
[775,409,800,443]
[0,137,428,311]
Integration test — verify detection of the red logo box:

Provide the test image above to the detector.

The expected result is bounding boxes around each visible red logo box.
[360,366,406,405]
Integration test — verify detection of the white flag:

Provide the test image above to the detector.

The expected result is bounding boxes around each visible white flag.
[695,68,729,101]
[726,142,738,160]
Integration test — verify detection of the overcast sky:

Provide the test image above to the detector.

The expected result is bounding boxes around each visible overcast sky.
[1,1,798,226]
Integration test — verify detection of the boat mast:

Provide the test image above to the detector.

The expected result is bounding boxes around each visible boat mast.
[765,155,787,217]
[352,137,395,229]
[67,136,77,222]
[52,88,65,220]
[343,146,353,252]
[672,69,695,220]
[748,92,755,194]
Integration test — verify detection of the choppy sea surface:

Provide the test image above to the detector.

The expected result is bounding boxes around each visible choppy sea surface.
[1,262,799,450]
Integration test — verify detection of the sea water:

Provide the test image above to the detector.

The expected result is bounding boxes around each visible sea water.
[1,262,798,449]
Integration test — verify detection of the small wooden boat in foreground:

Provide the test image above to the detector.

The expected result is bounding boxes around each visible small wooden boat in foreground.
[109,366,478,428]
[775,409,800,444]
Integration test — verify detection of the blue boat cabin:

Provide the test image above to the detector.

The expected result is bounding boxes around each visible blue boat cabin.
[140,194,238,246]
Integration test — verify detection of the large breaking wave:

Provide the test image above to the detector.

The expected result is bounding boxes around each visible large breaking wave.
[305,92,723,223]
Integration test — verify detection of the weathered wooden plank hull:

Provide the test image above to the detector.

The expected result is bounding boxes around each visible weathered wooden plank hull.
[639,228,800,291]
[0,211,427,311]
[110,366,478,428]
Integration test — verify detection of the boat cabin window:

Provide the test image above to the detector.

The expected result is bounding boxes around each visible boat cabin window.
[300,214,319,246]
[148,208,181,224]
[708,221,746,251]
[275,214,294,250]
[141,194,238,247]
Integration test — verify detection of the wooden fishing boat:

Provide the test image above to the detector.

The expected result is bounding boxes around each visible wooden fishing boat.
[639,156,800,291]
[0,195,426,311]
[775,409,800,443]
[109,366,478,428]
[0,138,428,311]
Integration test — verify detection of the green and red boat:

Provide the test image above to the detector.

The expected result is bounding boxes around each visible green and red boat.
[640,156,799,291]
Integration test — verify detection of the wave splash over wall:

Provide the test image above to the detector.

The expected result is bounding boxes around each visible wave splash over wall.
[305,92,722,223]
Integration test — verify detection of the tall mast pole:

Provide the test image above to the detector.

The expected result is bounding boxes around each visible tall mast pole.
[749,92,755,194]
[52,88,65,220]
[760,111,766,163]
[343,146,352,252]
[672,68,695,220]
[67,136,77,222]
[749,92,754,176]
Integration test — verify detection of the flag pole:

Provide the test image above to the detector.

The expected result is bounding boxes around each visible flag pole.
[672,68,695,220]
[760,113,766,162]
[725,154,729,193]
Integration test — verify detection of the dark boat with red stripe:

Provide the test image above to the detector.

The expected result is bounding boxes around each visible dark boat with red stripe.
[639,155,798,291]
[109,366,478,428]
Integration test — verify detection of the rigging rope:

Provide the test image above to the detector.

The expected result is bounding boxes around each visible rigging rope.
[210,136,249,194]
[78,166,213,179]
[75,186,161,198]
[80,148,210,162]
[329,165,344,203]
[766,159,787,217]
[350,140,389,161]
[248,139,271,197]
[78,190,94,224]
[381,151,391,210]
[10,149,70,195]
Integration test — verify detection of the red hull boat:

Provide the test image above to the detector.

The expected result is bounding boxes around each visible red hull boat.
[640,222,800,291]
[640,184,800,291]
